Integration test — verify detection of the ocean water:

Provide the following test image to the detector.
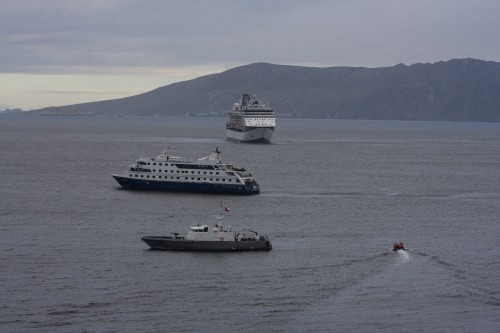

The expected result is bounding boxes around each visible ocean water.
[1,115,499,333]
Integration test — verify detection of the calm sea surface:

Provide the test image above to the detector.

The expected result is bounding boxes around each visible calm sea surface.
[1,115,499,333]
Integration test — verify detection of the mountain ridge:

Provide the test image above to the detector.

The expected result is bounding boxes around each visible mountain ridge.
[31,58,500,122]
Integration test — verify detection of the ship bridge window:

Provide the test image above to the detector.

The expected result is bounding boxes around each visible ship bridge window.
[177,164,215,170]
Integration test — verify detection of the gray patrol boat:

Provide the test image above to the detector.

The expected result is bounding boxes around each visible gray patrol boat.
[141,204,272,251]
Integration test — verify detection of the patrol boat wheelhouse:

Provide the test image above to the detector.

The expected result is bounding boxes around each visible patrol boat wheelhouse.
[226,94,276,143]
[111,147,260,194]
[141,204,272,251]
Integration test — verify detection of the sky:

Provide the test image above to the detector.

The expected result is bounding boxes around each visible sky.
[1,0,500,110]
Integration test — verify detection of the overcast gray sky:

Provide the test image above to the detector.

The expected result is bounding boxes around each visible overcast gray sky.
[2,0,499,110]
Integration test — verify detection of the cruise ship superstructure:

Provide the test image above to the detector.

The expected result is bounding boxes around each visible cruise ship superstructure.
[226,94,276,143]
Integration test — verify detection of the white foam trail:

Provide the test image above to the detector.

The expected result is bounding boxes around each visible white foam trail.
[397,249,410,263]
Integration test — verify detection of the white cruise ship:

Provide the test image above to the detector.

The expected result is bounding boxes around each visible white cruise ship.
[226,94,276,143]
[111,147,260,194]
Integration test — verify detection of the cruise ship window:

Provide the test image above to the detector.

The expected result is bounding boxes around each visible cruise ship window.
[153,163,156,165]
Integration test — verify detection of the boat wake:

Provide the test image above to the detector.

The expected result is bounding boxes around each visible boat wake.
[291,246,500,332]
[399,249,500,307]
[395,249,410,263]
[261,191,362,198]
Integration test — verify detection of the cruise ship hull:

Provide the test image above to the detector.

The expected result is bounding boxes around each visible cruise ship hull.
[112,174,260,194]
[226,127,274,143]
[142,236,272,251]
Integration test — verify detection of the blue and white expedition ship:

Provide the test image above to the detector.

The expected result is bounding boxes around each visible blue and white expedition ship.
[112,147,260,194]
[226,94,276,143]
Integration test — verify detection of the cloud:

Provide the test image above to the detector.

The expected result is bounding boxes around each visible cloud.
[33,89,136,95]
[2,0,500,109]
[2,0,499,77]
[1,0,307,73]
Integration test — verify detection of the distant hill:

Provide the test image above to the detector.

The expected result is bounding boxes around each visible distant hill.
[31,58,500,122]
[0,108,23,114]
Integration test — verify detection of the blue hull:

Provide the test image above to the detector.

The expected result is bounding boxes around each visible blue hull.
[112,175,260,195]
